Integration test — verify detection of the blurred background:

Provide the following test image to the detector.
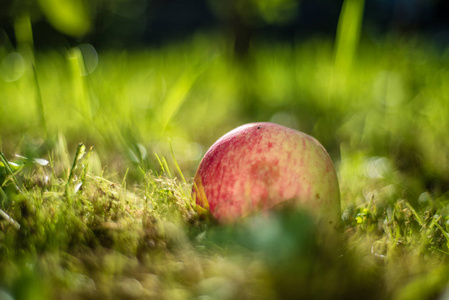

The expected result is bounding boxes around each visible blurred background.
[1,0,449,200]
[2,2,449,299]
[2,0,449,48]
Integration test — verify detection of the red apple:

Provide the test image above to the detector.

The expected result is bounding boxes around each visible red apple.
[192,122,340,228]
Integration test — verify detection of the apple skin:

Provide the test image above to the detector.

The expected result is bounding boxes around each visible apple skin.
[192,122,340,228]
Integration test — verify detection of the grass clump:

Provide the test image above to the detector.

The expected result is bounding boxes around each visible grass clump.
[0,145,198,299]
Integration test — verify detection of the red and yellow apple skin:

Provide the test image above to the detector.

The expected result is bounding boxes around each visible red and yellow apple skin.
[192,122,340,227]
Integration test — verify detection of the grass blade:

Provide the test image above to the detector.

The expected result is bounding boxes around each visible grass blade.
[405,201,424,227]
[0,186,7,200]
[66,143,86,197]
[32,64,48,137]
[0,152,25,193]
[154,153,167,175]
[162,157,172,178]
[158,57,214,133]
[432,217,449,242]
[169,140,187,184]
[334,0,365,72]
[0,208,20,230]
[81,146,94,183]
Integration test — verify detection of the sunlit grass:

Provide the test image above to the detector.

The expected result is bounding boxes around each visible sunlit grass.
[1,33,449,298]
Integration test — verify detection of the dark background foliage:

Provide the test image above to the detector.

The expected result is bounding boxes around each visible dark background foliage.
[1,0,449,50]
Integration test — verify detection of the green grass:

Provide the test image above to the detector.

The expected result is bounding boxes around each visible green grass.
[1,33,449,299]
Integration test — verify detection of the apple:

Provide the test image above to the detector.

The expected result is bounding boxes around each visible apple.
[192,122,340,228]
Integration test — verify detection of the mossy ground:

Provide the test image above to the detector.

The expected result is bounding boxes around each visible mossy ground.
[1,139,449,300]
